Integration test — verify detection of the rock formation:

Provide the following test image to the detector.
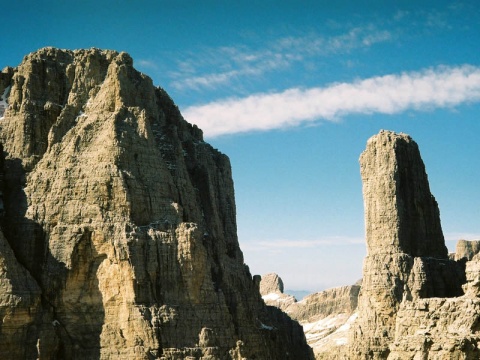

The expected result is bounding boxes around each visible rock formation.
[455,239,480,261]
[0,48,313,359]
[254,131,480,359]
[350,130,477,359]
[259,272,285,296]
[259,273,360,359]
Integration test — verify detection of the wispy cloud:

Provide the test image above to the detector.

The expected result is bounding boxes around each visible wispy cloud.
[242,236,364,253]
[170,25,393,91]
[136,59,159,70]
[183,65,480,138]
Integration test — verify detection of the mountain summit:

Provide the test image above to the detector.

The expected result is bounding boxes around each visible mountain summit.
[0,47,312,359]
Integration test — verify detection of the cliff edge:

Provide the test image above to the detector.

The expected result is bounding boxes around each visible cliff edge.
[0,48,313,360]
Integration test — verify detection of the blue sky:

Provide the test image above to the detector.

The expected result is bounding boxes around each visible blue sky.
[2,0,480,291]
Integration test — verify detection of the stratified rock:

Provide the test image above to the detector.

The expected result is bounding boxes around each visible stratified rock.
[0,228,42,359]
[287,285,359,324]
[463,254,480,297]
[260,272,285,294]
[288,286,360,360]
[0,47,313,359]
[455,239,480,261]
[389,296,480,359]
[360,130,447,258]
[260,273,361,360]
[351,130,467,359]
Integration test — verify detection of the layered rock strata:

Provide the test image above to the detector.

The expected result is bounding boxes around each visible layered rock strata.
[455,239,480,261]
[350,130,475,359]
[259,131,480,359]
[259,273,360,359]
[0,47,313,359]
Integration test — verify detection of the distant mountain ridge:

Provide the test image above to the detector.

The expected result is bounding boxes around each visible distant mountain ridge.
[285,289,310,300]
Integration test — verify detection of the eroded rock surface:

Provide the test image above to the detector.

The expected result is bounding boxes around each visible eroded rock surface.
[255,132,480,359]
[259,273,360,359]
[0,48,313,360]
[455,240,480,261]
[259,273,296,311]
[348,130,477,359]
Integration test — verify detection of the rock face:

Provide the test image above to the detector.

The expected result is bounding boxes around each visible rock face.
[259,273,360,359]
[455,240,480,261]
[0,48,313,359]
[256,131,480,359]
[259,272,285,295]
[349,130,476,359]
[360,130,447,258]
[258,273,296,311]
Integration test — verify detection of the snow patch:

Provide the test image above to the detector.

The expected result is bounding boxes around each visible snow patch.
[301,312,359,349]
[85,97,93,109]
[75,111,87,122]
[0,85,11,119]
[262,292,281,301]
[259,321,275,330]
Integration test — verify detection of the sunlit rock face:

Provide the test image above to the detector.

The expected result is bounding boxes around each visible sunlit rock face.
[259,273,361,360]
[0,47,313,359]
[360,130,447,258]
[349,130,474,359]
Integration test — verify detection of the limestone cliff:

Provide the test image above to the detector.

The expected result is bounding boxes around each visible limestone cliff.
[0,48,313,360]
[351,131,465,359]
[255,131,480,359]
[349,130,477,359]
[259,273,360,359]
[455,239,480,261]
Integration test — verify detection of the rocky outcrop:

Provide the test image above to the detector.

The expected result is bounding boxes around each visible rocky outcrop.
[259,273,296,311]
[257,132,480,359]
[455,240,480,261]
[0,48,313,359]
[259,273,360,359]
[347,130,477,359]
[288,285,360,360]
[259,272,285,295]
[360,131,447,258]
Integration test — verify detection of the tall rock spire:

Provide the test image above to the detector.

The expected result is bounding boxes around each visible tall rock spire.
[359,130,447,258]
[351,130,464,359]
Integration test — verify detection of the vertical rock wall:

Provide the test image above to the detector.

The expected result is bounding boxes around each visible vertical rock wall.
[351,130,466,359]
[360,130,447,257]
[0,48,312,359]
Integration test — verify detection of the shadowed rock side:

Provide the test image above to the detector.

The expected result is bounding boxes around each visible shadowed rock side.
[0,48,313,359]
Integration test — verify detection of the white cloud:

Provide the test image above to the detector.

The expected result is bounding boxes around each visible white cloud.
[170,46,292,91]
[170,26,393,91]
[183,65,480,138]
[136,59,158,70]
